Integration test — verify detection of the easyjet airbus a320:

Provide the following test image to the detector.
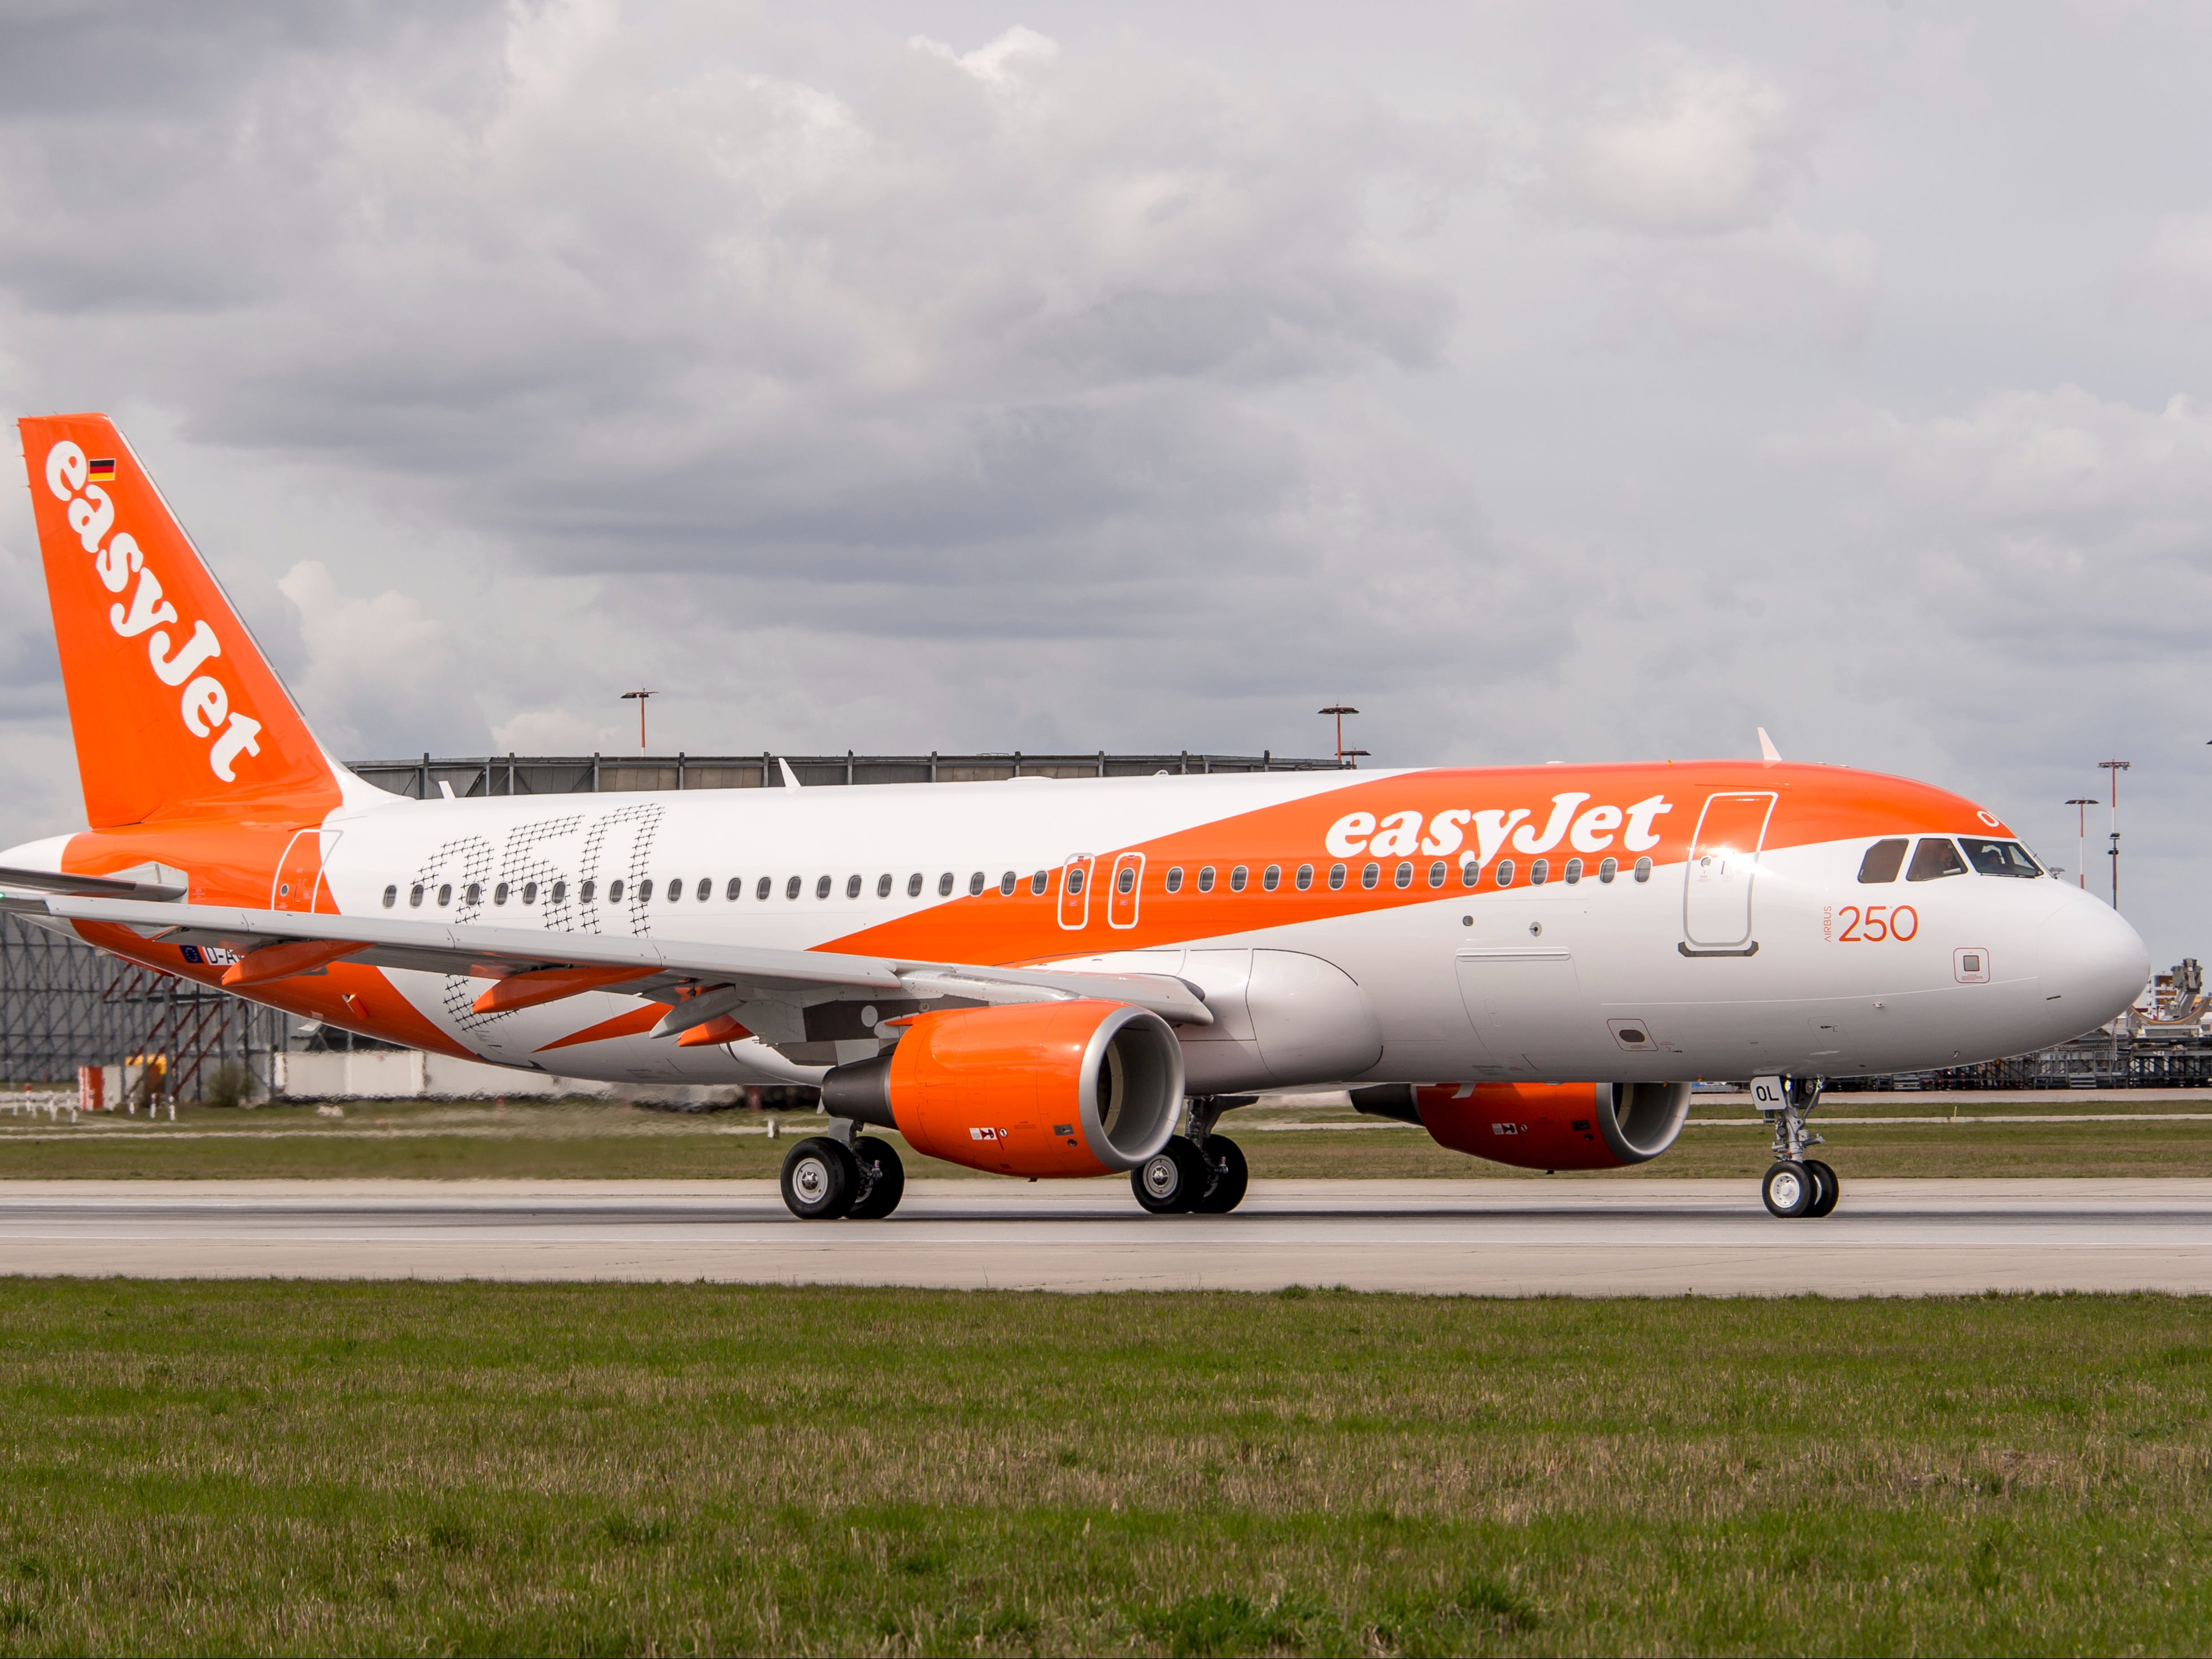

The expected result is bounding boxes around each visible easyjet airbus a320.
[3,414,2150,1221]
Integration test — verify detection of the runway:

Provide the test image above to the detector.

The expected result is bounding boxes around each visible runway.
[3,1177,2210,1294]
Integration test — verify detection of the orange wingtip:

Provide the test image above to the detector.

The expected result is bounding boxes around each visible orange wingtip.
[473,964,656,1015]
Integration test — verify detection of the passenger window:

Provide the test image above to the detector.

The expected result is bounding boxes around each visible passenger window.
[1460,858,1478,888]
[758,876,773,901]
[727,877,741,901]
[878,874,893,898]
[1907,838,1968,882]
[664,878,679,903]
[494,881,510,905]
[465,882,483,906]
[1030,870,1048,896]
[381,884,397,909]
[1495,859,1515,888]
[1633,857,1652,883]
[579,879,594,903]
[967,871,985,897]
[1295,864,1313,891]
[1067,867,1085,897]
[817,875,834,900]
[787,876,802,900]
[1428,861,1446,889]
[639,879,654,903]
[1229,866,1249,892]
[909,873,924,898]
[938,872,954,897]
[522,881,538,904]
[1531,859,1549,887]
[1116,865,1135,895]
[1166,866,1184,894]
[439,883,453,906]
[1328,863,1346,890]
[409,883,425,907]
[1564,858,1582,885]
[552,880,568,903]
[1393,862,1412,889]
[1361,862,1380,890]
[608,879,624,903]
[1961,838,2044,879]
[1598,858,1617,884]
[846,874,862,899]
[1857,839,1908,884]
[1000,871,1018,896]
[1197,866,1216,893]
[1263,865,1281,892]
[696,879,710,902]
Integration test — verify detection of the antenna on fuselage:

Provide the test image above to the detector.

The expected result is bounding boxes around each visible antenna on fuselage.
[777,757,803,790]
[1757,727,1782,766]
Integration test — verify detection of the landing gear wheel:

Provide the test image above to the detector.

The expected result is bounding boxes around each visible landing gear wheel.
[1190,1135,1249,1215]
[1132,1136,1206,1214]
[1762,1160,1814,1219]
[844,1136,906,1220]
[781,1136,857,1220]
[1803,1158,1839,1219]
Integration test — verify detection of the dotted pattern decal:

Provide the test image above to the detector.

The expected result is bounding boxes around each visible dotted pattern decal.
[574,802,662,938]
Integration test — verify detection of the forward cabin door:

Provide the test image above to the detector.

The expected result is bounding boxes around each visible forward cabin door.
[1681,793,1775,954]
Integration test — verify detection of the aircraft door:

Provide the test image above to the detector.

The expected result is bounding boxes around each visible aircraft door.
[272,829,339,913]
[1107,852,1144,929]
[1058,855,1093,930]
[1682,792,1775,953]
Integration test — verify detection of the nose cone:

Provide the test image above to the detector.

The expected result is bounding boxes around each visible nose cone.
[2038,894,2150,1031]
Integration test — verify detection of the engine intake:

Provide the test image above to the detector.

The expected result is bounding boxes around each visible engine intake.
[1352,1080,1692,1171]
[820,999,1184,1177]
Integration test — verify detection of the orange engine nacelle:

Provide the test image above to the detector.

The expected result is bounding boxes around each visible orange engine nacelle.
[818,999,1185,1177]
[1352,1081,1694,1171]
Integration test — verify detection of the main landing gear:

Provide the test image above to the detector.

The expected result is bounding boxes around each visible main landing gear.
[1759,1075,1839,1220]
[780,1127,905,1220]
[1131,1095,1251,1215]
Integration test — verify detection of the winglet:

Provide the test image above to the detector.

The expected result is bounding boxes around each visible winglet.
[1757,727,1782,766]
[777,757,802,789]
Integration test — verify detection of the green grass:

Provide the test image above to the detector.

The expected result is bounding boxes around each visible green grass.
[5,1094,2212,1180]
[0,1282,2207,1654]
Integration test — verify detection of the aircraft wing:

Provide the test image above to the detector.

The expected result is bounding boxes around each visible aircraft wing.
[38,894,1216,1031]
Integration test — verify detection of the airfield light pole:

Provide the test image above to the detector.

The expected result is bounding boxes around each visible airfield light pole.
[2099,761,2131,911]
[2065,798,2097,892]
[1320,705,1360,768]
[621,689,655,753]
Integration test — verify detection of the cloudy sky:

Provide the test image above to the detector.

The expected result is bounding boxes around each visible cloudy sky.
[5,1,2211,963]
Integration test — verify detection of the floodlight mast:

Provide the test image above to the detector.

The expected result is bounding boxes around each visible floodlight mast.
[2099,761,2131,911]
[1319,704,1360,769]
[621,689,655,753]
[2065,799,2097,892]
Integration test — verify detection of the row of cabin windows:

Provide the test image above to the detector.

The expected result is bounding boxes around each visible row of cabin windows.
[376,853,1659,910]
[1856,836,2044,885]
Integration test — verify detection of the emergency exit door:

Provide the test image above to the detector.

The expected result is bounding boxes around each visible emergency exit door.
[1681,793,1774,953]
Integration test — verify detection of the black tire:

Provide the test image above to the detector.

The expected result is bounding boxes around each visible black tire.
[1804,1158,1839,1219]
[1190,1135,1249,1215]
[781,1137,857,1220]
[1131,1135,1206,1214]
[1761,1160,1814,1219]
[844,1136,906,1220]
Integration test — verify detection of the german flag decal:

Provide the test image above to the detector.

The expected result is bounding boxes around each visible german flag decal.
[85,458,116,483]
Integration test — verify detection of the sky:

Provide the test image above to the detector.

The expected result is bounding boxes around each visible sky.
[3,1,2211,964]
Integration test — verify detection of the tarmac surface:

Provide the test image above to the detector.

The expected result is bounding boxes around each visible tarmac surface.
[3,1177,2210,1294]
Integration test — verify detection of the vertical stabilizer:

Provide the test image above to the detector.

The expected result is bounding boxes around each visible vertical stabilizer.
[18,413,343,828]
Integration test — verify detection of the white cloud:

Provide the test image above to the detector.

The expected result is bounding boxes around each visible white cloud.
[276,560,491,759]
[2129,210,2212,321]
[1554,53,1805,235]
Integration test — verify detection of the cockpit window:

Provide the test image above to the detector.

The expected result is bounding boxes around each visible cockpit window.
[1857,839,1908,884]
[1961,837,2043,879]
[1906,837,1969,882]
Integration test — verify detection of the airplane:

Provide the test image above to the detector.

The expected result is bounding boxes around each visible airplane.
[2,413,2150,1223]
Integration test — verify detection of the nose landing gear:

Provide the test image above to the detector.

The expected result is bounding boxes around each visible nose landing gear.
[1755,1075,1839,1220]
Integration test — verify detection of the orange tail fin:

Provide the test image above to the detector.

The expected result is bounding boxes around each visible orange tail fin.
[18,413,343,828]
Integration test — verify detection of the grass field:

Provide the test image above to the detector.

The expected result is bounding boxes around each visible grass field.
[0,1281,2206,1655]
[4,1093,2212,1180]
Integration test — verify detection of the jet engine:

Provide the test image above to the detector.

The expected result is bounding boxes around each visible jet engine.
[819,999,1184,1178]
[1352,1080,1692,1171]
